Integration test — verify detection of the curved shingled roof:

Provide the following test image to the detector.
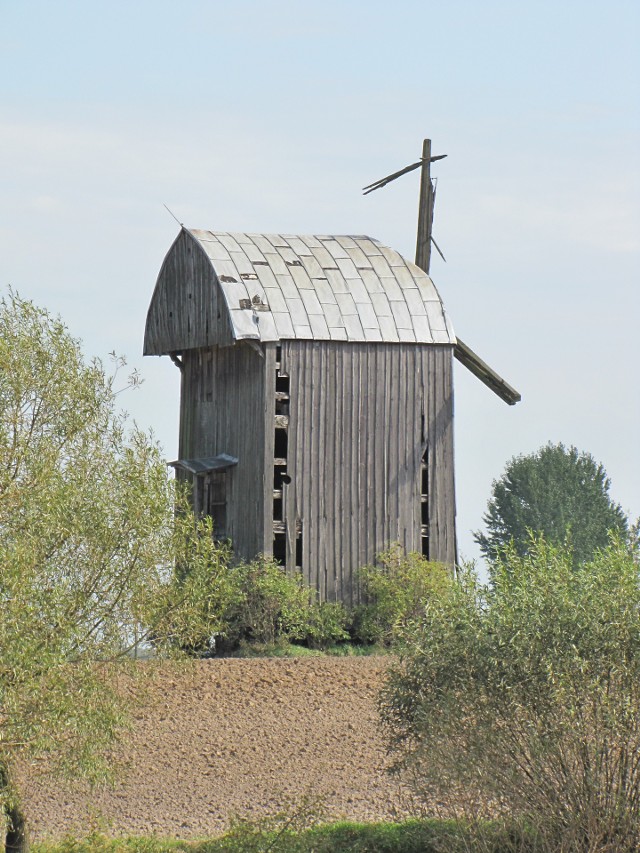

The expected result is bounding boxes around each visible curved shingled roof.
[190,229,455,345]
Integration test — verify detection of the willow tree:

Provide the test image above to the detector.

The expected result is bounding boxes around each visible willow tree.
[0,292,230,846]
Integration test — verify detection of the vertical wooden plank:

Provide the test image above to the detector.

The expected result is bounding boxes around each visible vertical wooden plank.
[323,344,337,600]
[299,343,314,589]
[281,341,296,572]
[313,343,325,598]
[262,343,276,557]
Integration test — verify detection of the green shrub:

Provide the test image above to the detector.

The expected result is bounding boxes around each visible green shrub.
[353,546,449,645]
[381,537,640,852]
[220,557,349,651]
[302,600,350,649]
[222,557,309,646]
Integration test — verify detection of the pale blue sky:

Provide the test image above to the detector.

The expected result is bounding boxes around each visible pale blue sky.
[1,0,638,563]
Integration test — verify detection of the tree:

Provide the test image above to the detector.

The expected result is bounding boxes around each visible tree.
[381,538,640,851]
[475,442,628,566]
[0,292,227,845]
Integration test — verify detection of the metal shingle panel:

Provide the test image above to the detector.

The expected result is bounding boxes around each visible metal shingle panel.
[187,229,455,345]
[379,245,406,266]
[255,311,279,341]
[342,313,365,340]
[273,312,295,338]
[370,291,393,317]
[219,279,250,304]
[310,246,338,269]
[390,301,413,330]
[290,265,314,290]
[294,324,313,337]
[228,251,256,277]
[346,246,373,268]
[266,254,289,276]
[336,257,360,279]
[229,309,260,338]
[242,242,268,264]
[378,276,404,301]
[313,279,338,305]
[198,238,231,262]
[320,239,349,259]
[264,287,288,313]
[355,238,382,255]
[308,313,330,338]
[356,302,379,330]
[300,255,324,279]
[299,235,323,249]
[299,289,324,316]
[394,265,418,289]
[335,292,358,316]
[335,236,358,249]
[216,233,243,253]
[250,234,278,254]
[412,314,432,340]
[276,274,299,299]
[425,300,448,331]
[285,236,312,255]
[377,315,400,341]
[369,255,393,277]
[345,276,371,304]
[359,268,384,294]
[364,327,383,342]
[324,269,349,294]
[286,297,309,326]
[323,303,344,328]
[404,288,428,316]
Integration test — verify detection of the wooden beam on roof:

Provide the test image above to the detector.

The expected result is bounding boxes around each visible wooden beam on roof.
[454,338,521,406]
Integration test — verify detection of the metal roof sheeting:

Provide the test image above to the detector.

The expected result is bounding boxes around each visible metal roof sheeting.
[188,229,456,346]
[168,453,239,474]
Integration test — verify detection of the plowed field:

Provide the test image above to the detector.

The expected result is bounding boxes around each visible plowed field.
[19,656,419,841]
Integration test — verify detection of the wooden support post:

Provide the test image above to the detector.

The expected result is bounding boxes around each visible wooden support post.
[415,138,433,274]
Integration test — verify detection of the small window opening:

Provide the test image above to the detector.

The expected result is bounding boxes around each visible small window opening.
[273,496,283,521]
[274,465,288,489]
[274,427,288,458]
[273,532,286,565]
[206,471,227,539]
[421,534,430,559]
[421,464,428,496]
[276,374,290,394]
[276,345,282,364]
[295,529,303,570]
[420,446,429,559]
[275,395,289,416]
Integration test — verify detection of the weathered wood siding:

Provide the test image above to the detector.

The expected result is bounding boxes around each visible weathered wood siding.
[280,341,456,604]
[144,230,234,356]
[179,342,275,561]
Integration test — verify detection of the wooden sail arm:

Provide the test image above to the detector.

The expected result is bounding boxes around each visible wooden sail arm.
[454,338,521,406]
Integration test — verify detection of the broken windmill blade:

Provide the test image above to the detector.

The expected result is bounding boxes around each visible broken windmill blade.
[364,137,521,406]
[454,339,521,406]
[362,141,447,274]
[362,153,447,195]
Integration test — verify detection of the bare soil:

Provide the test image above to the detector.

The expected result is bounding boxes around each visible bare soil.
[19,656,419,841]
